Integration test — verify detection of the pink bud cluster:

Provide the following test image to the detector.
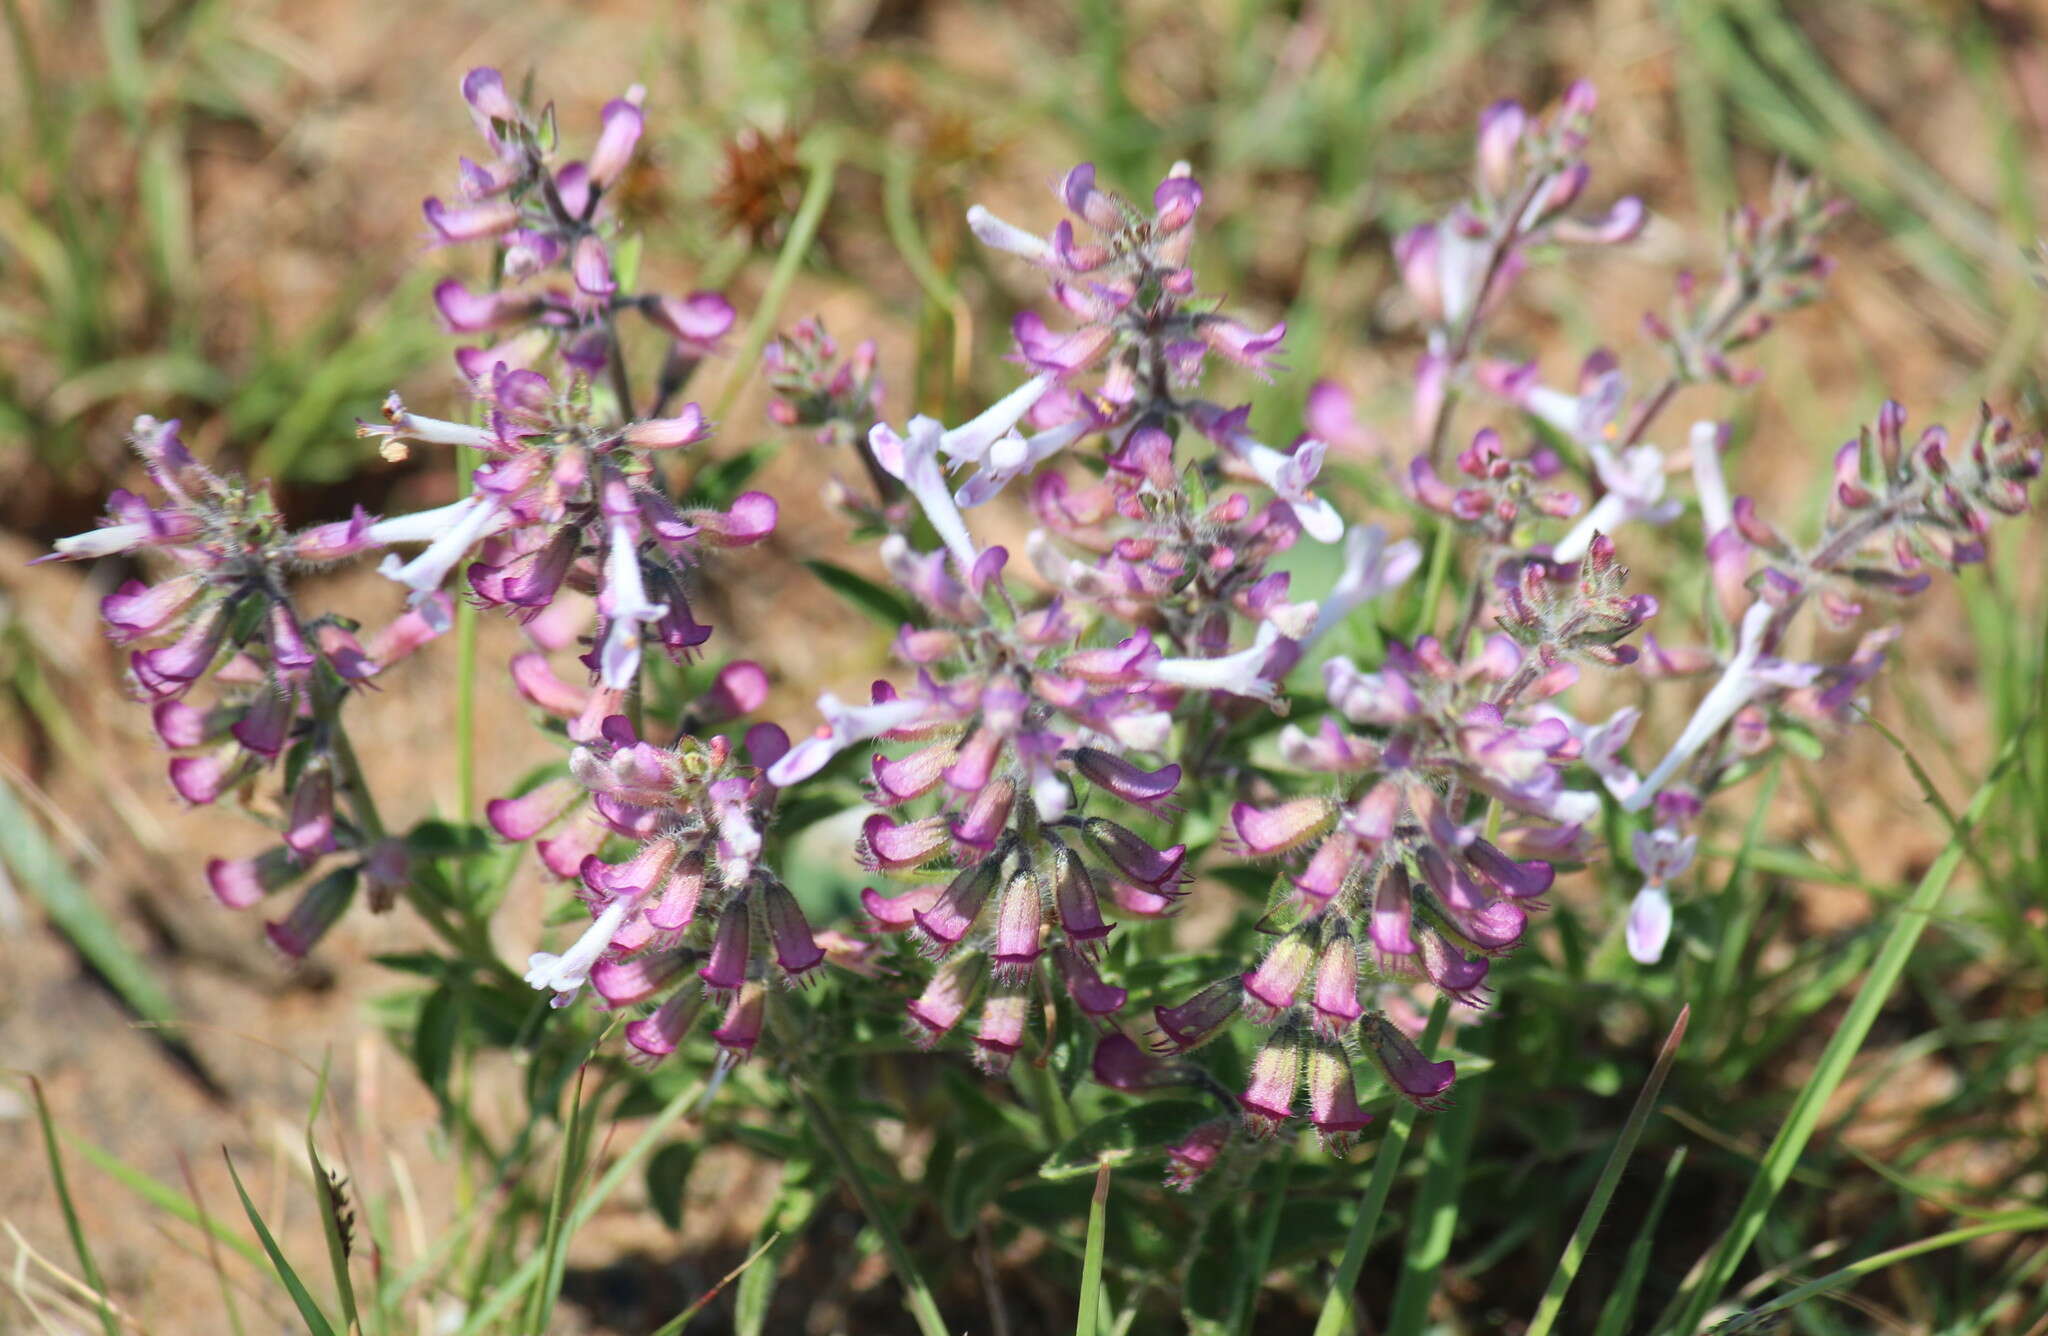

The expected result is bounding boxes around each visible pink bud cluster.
[425,69,736,392]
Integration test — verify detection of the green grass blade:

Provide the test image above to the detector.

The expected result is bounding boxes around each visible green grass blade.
[1659,727,2026,1334]
[649,1230,785,1336]
[304,1131,360,1332]
[22,1076,121,1336]
[301,1054,359,1332]
[1591,1148,1688,1336]
[1712,1211,2048,1334]
[1312,998,1451,1336]
[1233,1147,1294,1336]
[0,776,180,1031]
[1526,1007,1691,1336]
[457,1076,704,1335]
[223,1151,339,1336]
[1075,1159,1111,1336]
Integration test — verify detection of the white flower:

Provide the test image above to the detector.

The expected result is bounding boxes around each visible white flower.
[1626,885,1673,965]
[1625,603,1820,810]
[525,891,639,1004]
[767,691,941,788]
[1304,524,1425,650]
[869,377,1051,573]
[954,417,1090,508]
[1436,218,1493,327]
[1149,620,1288,700]
[1105,710,1174,752]
[373,496,511,606]
[597,519,669,689]
[1689,419,1733,534]
[1553,443,1682,563]
[965,205,1053,264]
[52,523,153,559]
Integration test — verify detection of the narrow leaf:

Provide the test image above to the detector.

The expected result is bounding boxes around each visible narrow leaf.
[223,1151,339,1336]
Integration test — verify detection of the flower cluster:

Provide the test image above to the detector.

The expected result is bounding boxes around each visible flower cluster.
[486,665,834,1066]
[46,418,443,954]
[424,69,736,399]
[43,64,2042,1214]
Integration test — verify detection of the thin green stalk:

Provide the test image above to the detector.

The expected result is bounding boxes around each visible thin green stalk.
[712,137,842,426]
[1525,1007,1690,1336]
[1234,1143,1296,1336]
[23,1076,121,1336]
[794,1078,951,1336]
[1408,517,1455,640]
[1075,1160,1112,1336]
[457,1077,703,1335]
[1385,1059,1482,1336]
[1660,730,2025,1335]
[1712,1212,2048,1334]
[650,1230,785,1336]
[1311,999,1450,1336]
[523,1063,595,1336]
[1591,1148,1688,1336]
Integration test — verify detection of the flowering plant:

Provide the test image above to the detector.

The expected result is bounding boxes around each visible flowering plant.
[39,63,2039,1334]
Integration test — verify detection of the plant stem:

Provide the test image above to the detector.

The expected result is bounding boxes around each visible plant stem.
[1525,1008,1690,1336]
[793,1078,951,1336]
[1311,999,1450,1336]
[712,136,843,426]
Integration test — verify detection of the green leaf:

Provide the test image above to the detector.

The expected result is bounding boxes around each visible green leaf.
[24,1076,121,1336]
[944,1142,1042,1238]
[224,1151,338,1336]
[1182,1194,1250,1336]
[646,1143,696,1232]
[1039,1100,1213,1180]
[1525,1008,1690,1336]
[1659,726,2027,1334]
[803,558,916,629]
[0,777,181,1033]
[413,983,460,1099]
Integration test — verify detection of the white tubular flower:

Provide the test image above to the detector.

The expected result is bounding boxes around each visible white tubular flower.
[1625,826,1698,964]
[767,691,940,788]
[51,523,153,559]
[1553,444,1681,563]
[965,205,1054,264]
[1689,419,1733,534]
[937,373,1054,463]
[525,891,640,1004]
[870,418,980,574]
[597,519,669,690]
[1304,524,1425,650]
[955,416,1090,508]
[1149,620,1288,700]
[871,377,1050,574]
[1436,219,1492,327]
[1625,603,1819,810]
[373,495,510,606]
[1626,885,1673,966]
